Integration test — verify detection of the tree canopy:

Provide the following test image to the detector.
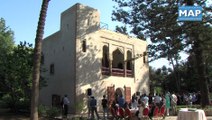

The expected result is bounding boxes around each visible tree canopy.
[0,18,15,81]
[0,18,35,111]
[112,0,212,107]
[0,18,47,112]
[0,18,14,53]
[0,42,34,112]
[112,0,211,62]
[0,18,15,95]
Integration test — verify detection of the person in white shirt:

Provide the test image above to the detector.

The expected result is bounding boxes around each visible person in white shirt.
[154,93,161,107]
[63,94,70,118]
[138,101,146,119]
[131,98,138,110]
[171,93,178,115]
[143,94,149,108]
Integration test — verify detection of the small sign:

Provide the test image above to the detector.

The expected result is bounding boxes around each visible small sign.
[178,6,202,21]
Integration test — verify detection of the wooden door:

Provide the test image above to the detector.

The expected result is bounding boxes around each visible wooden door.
[107,86,115,106]
[52,94,61,108]
[124,87,131,104]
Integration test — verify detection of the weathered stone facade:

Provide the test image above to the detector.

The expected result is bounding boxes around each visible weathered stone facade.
[39,3,149,114]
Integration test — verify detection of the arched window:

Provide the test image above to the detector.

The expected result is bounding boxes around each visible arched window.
[102,45,109,75]
[112,48,124,69]
[102,45,109,67]
[112,48,124,77]
[126,50,133,77]
[127,51,132,70]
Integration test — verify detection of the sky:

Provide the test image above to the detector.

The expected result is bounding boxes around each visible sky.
[0,0,119,44]
[0,0,173,68]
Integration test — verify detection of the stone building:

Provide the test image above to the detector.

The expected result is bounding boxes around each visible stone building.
[39,3,149,113]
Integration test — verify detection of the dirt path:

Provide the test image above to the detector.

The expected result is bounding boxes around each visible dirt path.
[1,108,212,120]
[0,109,29,120]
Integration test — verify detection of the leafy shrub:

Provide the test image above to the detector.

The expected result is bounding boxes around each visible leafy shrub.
[1,94,30,112]
[38,105,61,119]
[38,105,47,117]
[46,106,60,118]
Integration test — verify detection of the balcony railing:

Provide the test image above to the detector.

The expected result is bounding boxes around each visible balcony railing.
[112,68,124,77]
[101,67,133,77]
[126,70,133,77]
[102,67,110,75]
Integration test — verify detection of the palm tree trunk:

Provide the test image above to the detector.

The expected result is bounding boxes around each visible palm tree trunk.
[30,0,50,119]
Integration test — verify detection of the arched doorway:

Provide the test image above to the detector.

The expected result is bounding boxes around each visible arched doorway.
[107,86,131,105]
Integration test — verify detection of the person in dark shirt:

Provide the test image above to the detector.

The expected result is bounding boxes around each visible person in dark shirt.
[118,94,125,108]
[101,95,109,120]
[90,96,100,119]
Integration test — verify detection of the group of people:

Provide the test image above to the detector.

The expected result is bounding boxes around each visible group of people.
[108,92,178,119]
[60,94,109,119]
[87,95,109,120]
[175,91,201,106]
[86,92,177,120]
[60,91,201,119]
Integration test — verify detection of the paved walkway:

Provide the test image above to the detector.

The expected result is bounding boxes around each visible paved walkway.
[65,114,212,120]
[1,114,212,120]
[1,108,212,120]
[164,116,212,120]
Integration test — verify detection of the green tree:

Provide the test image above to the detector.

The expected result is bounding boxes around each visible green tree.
[0,18,15,91]
[203,28,212,92]
[185,24,211,107]
[1,42,33,112]
[112,0,212,107]
[149,66,172,94]
[30,0,50,119]
[0,18,14,53]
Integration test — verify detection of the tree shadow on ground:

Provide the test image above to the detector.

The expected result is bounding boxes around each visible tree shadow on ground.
[0,108,29,120]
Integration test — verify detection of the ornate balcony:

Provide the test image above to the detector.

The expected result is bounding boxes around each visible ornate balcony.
[112,68,124,77]
[101,67,133,77]
[102,67,110,75]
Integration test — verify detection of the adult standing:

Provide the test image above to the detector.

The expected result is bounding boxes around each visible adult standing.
[161,94,166,106]
[90,96,100,120]
[143,93,149,108]
[87,96,92,119]
[131,97,138,110]
[154,93,161,107]
[171,93,178,115]
[101,95,109,120]
[63,94,70,118]
[165,92,171,116]
[138,101,146,119]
